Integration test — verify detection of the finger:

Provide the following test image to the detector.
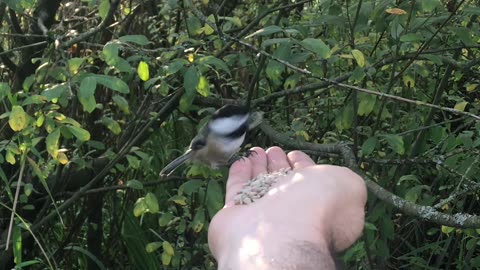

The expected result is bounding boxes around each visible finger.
[266,146,291,172]
[287,150,316,169]
[249,147,268,177]
[225,157,252,206]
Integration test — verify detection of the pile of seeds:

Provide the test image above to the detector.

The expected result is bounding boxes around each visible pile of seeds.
[234,167,292,205]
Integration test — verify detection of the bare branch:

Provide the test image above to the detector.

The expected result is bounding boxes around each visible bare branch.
[259,120,480,228]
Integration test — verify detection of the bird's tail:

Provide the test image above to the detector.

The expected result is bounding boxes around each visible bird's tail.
[159,150,193,176]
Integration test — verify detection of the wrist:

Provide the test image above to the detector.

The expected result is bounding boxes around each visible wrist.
[211,215,336,270]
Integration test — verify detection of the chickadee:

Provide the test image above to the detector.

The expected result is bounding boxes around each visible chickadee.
[159,104,262,176]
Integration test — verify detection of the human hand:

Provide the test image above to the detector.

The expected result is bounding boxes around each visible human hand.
[208,146,367,270]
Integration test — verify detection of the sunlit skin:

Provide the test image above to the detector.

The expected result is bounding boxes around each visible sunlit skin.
[208,146,367,270]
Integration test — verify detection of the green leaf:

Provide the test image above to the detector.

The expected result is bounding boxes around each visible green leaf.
[422,54,443,65]
[102,42,120,66]
[390,18,404,39]
[112,95,130,114]
[170,195,187,206]
[145,242,162,253]
[300,38,331,59]
[361,137,377,156]
[23,95,47,105]
[384,134,405,155]
[79,77,97,113]
[24,183,33,196]
[145,192,159,213]
[68,57,85,74]
[196,56,230,73]
[126,155,141,169]
[191,208,205,233]
[245,25,283,39]
[119,35,150,45]
[46,128,61,158]
[41,84,68,101]
[454,27,474,46]
[98,0,110,20]
[94,75,129,94]
[400,33,423,42]
[165,59,187,76]
[137,61,150,81]
[334,103,354,130]
[9,106,29,131]
[158,212,173,226]
[351,49,365,67]
[127,180,144,190]
[349,66,365,83]
[179,91,195,113]
[12,226,21,264]
[183,66,199,94]
[405,185,429,203]
[133,198,147,217]
[100,117,122,135]
[27,157,46,180]
[197,76,210,97]
[358,93,376,116]
[66,126,91,141]
[398,175,420,185]
[365,222,378,231]
[206,180,223,218]
[179,180,204,195]
[0,82,11,100]
[186,16,203,36]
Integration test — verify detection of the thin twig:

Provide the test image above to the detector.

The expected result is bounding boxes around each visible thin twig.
[0,41,48,56]
[0,202,54,269]
[5,157,26,251]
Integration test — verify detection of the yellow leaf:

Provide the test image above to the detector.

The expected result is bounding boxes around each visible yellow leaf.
[54,113,66,121]
[386,8,407,15]
[161,251,172,265]
[202,0,209,5]
[8,106,29,131]
[36,114,45,127]
[137,61,150,81]
[351,49,365,67]
[466,84,478,92]
[454,101,468,112]
[57,152,69,165]
[6,151,15,165]
[163,241,174,256]
[403,75,415,88]
[204,24,214,35]
[441,225,454,235]
[187,54,194,63]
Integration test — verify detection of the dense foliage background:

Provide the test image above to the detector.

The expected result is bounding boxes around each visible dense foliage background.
[0,0,479,269]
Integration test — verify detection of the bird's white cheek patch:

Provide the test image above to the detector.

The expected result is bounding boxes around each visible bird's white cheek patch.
[209,114,249,135]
